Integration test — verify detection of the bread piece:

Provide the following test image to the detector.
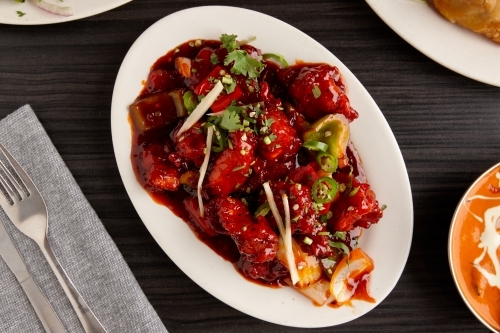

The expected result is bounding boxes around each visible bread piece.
[434,0,500,42]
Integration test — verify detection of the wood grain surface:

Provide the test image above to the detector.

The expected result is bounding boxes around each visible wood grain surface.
[1,0,499,332]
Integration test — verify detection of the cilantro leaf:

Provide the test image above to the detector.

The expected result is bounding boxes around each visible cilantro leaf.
[226,105,245,114]
[220,110,243,131]
[16,10,26,16]
[220,34,238,53]
[224,50,263,79]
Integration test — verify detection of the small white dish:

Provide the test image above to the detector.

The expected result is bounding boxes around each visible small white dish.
[366,0,500,87]
[111,6,413,328]
[0,0,131,25]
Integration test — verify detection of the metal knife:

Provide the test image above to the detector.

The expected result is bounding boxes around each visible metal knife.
[0,220,67,333]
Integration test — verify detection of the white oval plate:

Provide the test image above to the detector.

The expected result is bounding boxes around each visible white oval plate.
[111,6,413,328]
[0,0,131,25]
[366,0,500,87]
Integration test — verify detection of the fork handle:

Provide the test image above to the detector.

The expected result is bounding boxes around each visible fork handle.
[39,238,107,333]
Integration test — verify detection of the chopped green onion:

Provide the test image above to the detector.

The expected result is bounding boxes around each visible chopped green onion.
[349,186,360,197]
[312,85,321,98]
[318,231,330,236]
[381,204,388,211]
[222,76,233,84]
[312,177,338,204]
[328,241,350,256]
[232,165,245,172]
[316,152,338,173]
[302,141,329,152]
[263,136,271,145]
[303,237,313,245]
[253,202,271,219]
[333,231,347,241]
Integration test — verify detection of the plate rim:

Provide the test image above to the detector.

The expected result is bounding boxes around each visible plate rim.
[448,161,500,332]
[111,5,414,328]
[0,0,132,25]
[365,0,500,88]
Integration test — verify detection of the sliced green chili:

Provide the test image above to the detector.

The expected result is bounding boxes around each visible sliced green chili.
[183,91,198,113]
[262,53,289,68]
[302,141,329,152]
[316,152,338,173]
[312,177,338,204]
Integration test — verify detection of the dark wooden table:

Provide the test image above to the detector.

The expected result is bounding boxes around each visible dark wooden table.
[1,0,499,332]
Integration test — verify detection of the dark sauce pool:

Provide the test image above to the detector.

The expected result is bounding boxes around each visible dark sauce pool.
[129,38,379,302]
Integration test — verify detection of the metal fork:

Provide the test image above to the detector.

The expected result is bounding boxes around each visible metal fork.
[0,143,107,333]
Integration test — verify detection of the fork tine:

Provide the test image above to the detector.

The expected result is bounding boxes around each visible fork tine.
[0,176,14,205]
[0,161,23,202]
[0,143,32,198]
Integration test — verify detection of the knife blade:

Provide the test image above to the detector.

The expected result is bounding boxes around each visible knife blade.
[0,220,67,333]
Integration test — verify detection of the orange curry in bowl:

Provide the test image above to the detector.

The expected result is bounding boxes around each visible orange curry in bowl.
[449,162,500,332]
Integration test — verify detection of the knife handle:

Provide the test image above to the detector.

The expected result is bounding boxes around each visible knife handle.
[39,238,107,333]
[20,276,67,333]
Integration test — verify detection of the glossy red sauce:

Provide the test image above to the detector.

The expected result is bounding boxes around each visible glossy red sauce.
[129,37,383,305]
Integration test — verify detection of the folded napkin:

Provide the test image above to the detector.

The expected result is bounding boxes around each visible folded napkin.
[0,105,168,333]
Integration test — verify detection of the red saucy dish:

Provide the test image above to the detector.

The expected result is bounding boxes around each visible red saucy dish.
[129,34,384,307]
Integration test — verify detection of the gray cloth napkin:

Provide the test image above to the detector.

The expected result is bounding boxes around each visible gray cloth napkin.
[0,105,168,333]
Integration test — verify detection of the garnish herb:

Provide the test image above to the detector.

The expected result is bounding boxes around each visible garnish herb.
[222,76,236,94]
[232,165,245,172]
[349,186,360,197]
[220,34,264,79]
[210,53,219,65]
[333,231,347,241]
[328,241,350,256]
[220,110,243,131]
[254,202,271,219]
[16,10,26,17]
[220,34,239,52]
[312,85,321,98]
[303,237,313,245]
[224,50,263,79]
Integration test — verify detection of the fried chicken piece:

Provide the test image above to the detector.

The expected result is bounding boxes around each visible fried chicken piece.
[434,0,500,43]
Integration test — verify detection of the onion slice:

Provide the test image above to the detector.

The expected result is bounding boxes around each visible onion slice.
[30,0,74,16]
[197,126,214,218]
[262,182,299,285]
[176,81,223,137]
